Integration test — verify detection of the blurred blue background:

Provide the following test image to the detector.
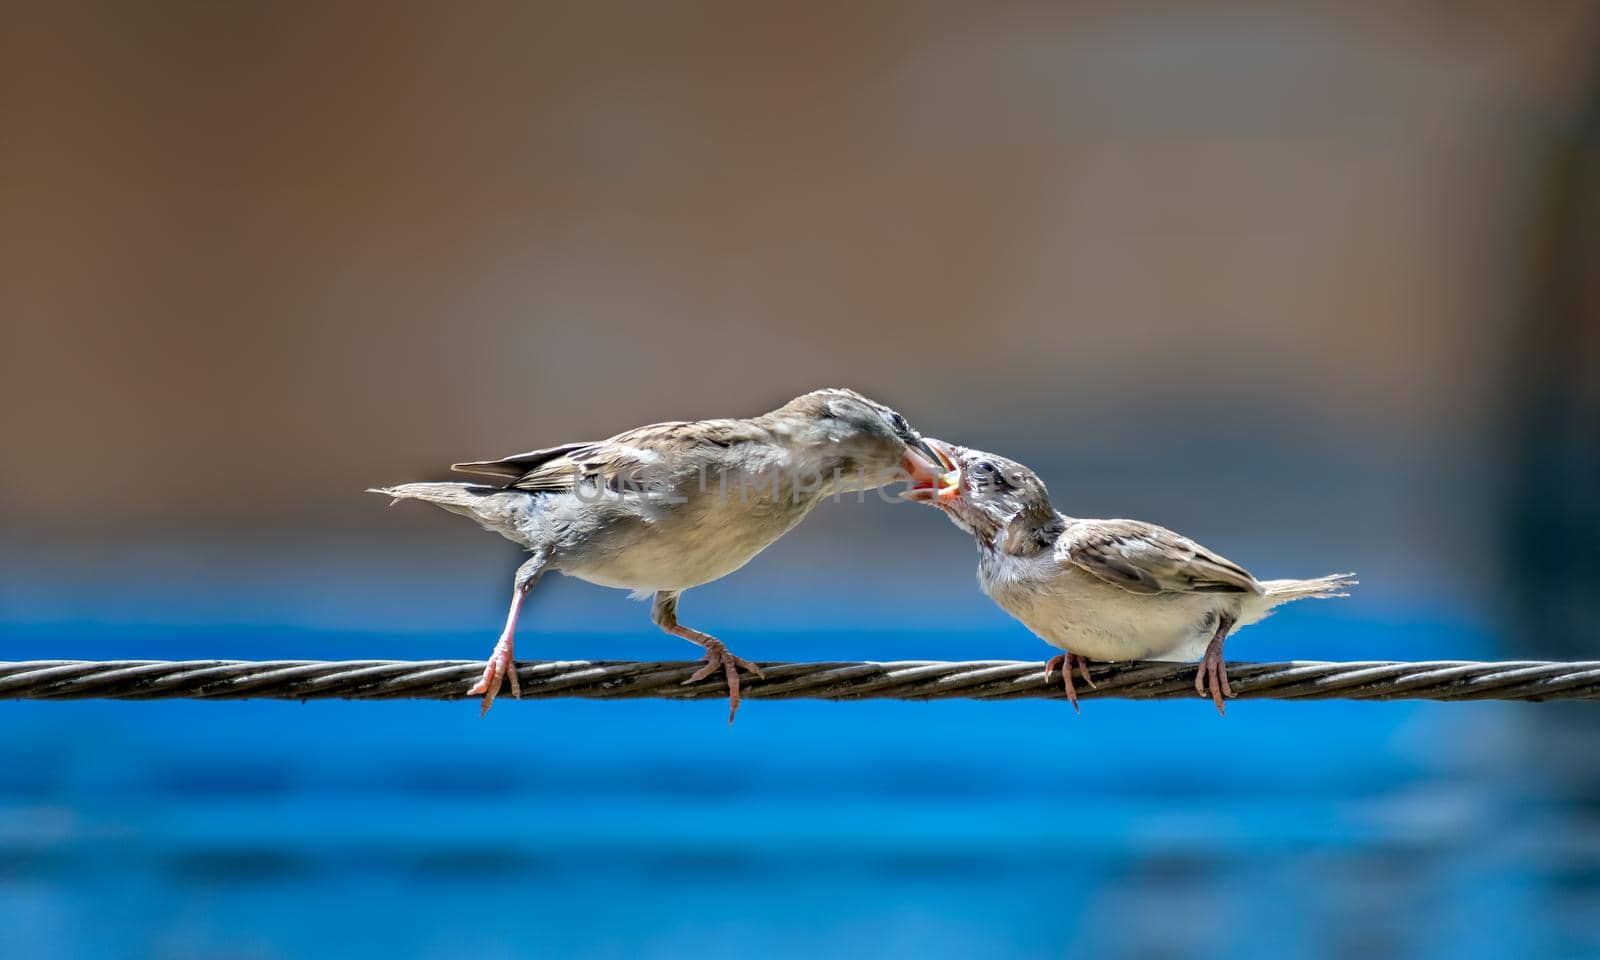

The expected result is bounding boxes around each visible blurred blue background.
[4,3,1599,958]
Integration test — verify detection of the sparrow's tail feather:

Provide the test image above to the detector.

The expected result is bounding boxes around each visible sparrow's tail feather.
[367,482,530,539]
[1260,572,1357,601]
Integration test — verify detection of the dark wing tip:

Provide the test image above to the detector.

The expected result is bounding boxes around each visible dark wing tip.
[450,460,527,480]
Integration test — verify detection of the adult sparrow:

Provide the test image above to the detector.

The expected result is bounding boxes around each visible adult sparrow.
[372,388,944,720]
[905,441,1355,714]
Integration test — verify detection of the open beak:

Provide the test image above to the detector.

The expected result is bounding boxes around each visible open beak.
[900,437,962,505]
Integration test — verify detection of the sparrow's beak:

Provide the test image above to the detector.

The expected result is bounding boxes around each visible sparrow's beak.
[900,438,962,505]
[900,436,942,485]
[911,436,943,473]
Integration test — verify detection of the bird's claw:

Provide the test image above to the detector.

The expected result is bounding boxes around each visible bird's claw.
[468,634,519,716]
[684,640,764,724]
[1195,638,1233,717]
[1045,652,1095,712]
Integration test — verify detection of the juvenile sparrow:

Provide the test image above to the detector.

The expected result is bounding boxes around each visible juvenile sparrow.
[905,441,1355,714]
[372,388,945,720]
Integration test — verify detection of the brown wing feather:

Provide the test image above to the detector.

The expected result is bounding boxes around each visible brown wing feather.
[1062,519,1261,596]
[455,419,769,494]
[451,443,592,482]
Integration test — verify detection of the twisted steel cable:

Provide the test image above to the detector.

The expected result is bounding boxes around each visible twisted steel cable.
[2,658,1599,703]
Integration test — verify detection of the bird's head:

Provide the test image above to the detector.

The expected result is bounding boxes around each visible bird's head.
[903,440,1057,550]
[765,387,945,493]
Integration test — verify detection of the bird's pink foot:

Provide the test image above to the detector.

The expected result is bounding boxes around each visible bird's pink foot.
[1045,652,1097,712]
[1195,636,1233,717]
[685,639,765,724]
[467,633,520,716]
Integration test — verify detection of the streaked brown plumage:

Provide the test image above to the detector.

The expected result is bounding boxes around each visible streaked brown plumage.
[373,388,944,721]
[906,440,1356,714]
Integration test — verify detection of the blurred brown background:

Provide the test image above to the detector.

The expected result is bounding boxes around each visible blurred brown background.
[5,1,1599,617]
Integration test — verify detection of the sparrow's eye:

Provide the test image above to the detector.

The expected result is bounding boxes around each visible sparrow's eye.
[971,460,1012,490]
[887,412,909,435]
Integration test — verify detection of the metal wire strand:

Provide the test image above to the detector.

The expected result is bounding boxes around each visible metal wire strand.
[2,659,1598,703]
